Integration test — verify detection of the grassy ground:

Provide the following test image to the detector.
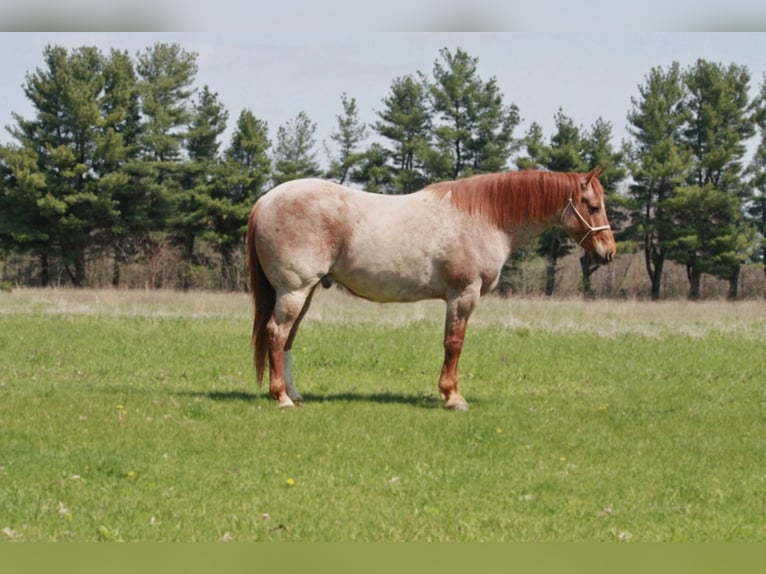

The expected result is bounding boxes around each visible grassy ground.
[1,288,765,541]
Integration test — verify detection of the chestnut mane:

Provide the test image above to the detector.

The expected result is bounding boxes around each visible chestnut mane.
[426,170,583,229]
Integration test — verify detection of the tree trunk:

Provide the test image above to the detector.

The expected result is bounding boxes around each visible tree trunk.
[75,253,86,287]
[543,229,562,297]
[220,245,234,291]
[544,259,555,296]
[645,243,665,302]
[687,264,701,301]
[180,234,196,291]
[112,248,122,288]
[580,253,594,299]
[727,266,740,301]
[40,252,50,287]
[66,253,87,287]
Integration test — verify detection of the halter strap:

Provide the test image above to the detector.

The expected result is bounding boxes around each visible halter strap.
[561,196,611,247]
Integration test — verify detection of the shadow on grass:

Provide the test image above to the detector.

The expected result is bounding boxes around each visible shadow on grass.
[181,390,452,409]
[301,391,443,409]
[179,390,259,402]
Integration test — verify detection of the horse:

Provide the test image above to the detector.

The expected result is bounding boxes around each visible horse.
[246,168,616,410]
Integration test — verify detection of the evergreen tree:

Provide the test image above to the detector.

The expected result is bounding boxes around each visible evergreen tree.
[666,185,754,300]
[626,62,690,300]
[175,85,229,289]
[98,48,143,286]
[425,47,520,181]
[224,109,272,202]
[515,122,549,170]
[135,42,198,162]
[0,144,48,280]
[372,74,431,193]
[351,143,394,193]
[5,45,117,286]
[745,75,766,285]
[211,109,272,289]
[326,92,368,185]
[673,59,756,299]
[272,111,321,185]
[129,42,199,284]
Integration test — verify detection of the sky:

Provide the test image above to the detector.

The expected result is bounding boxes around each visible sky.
[0,32,765,168]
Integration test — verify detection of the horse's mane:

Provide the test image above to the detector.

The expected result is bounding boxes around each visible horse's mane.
[425,170,582,228]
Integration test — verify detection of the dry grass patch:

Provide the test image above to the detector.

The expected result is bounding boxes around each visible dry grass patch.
[2,287,764,341]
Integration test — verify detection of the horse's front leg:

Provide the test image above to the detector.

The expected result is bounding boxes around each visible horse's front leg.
[439,285,480,411]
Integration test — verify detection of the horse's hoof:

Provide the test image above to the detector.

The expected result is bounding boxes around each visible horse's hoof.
[447,402,469,412]
[444,395,469,411]
[278,395,296,409]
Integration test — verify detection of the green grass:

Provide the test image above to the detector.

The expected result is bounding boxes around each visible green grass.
[1,289,765,541]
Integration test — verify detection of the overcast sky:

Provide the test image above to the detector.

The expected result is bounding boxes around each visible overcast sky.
[1,32,764,167]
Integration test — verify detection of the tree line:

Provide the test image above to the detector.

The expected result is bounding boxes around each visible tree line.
[1,42,765,299]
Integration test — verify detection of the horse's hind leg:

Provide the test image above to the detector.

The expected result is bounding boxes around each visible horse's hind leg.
[282,286,317,404]
[266,286,315,408]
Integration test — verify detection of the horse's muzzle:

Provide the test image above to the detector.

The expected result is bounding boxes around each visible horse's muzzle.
[592,249,614,265]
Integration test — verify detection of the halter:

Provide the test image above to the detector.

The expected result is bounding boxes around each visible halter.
[560,195,611,247]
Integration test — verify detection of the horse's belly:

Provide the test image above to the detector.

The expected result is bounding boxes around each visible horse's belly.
[331,253,444,303]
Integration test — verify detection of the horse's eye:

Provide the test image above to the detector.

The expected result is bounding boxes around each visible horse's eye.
[588,205,600,215]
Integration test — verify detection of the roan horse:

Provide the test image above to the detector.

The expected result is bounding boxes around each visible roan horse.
[247,169,616,410]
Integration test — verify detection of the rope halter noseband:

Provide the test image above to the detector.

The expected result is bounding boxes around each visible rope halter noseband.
[560,194,611,247]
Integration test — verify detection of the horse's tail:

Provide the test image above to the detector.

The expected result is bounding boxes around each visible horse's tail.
[247,203,274,387]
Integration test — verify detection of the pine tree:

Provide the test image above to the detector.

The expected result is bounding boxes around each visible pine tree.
[0,144,48,280]
[666,185,754,300]
[350,143,394,193]
[98,48,143,286]
[213,109,272,289]
[745,75,766,286]
[131,42,199,285]
[326,92,368,185]
[272,111,321,185]
[626,62,690,300]
[175,85,229,289]
[6,45,118,286]
[673,59,756,299]
[371,74,431,193]
[515,122,549,170]
[224,109,272,203]
[135,42,198,162]
[425,47,519,181]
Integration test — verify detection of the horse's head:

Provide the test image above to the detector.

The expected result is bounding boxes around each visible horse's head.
[560,168,617,264]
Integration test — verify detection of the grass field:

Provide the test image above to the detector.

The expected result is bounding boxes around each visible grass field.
[1,288,765,541]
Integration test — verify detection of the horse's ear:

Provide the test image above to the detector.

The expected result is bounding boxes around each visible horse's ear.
[581,167,603,188]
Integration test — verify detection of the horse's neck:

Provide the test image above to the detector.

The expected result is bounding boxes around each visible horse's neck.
[502,173,570,227]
